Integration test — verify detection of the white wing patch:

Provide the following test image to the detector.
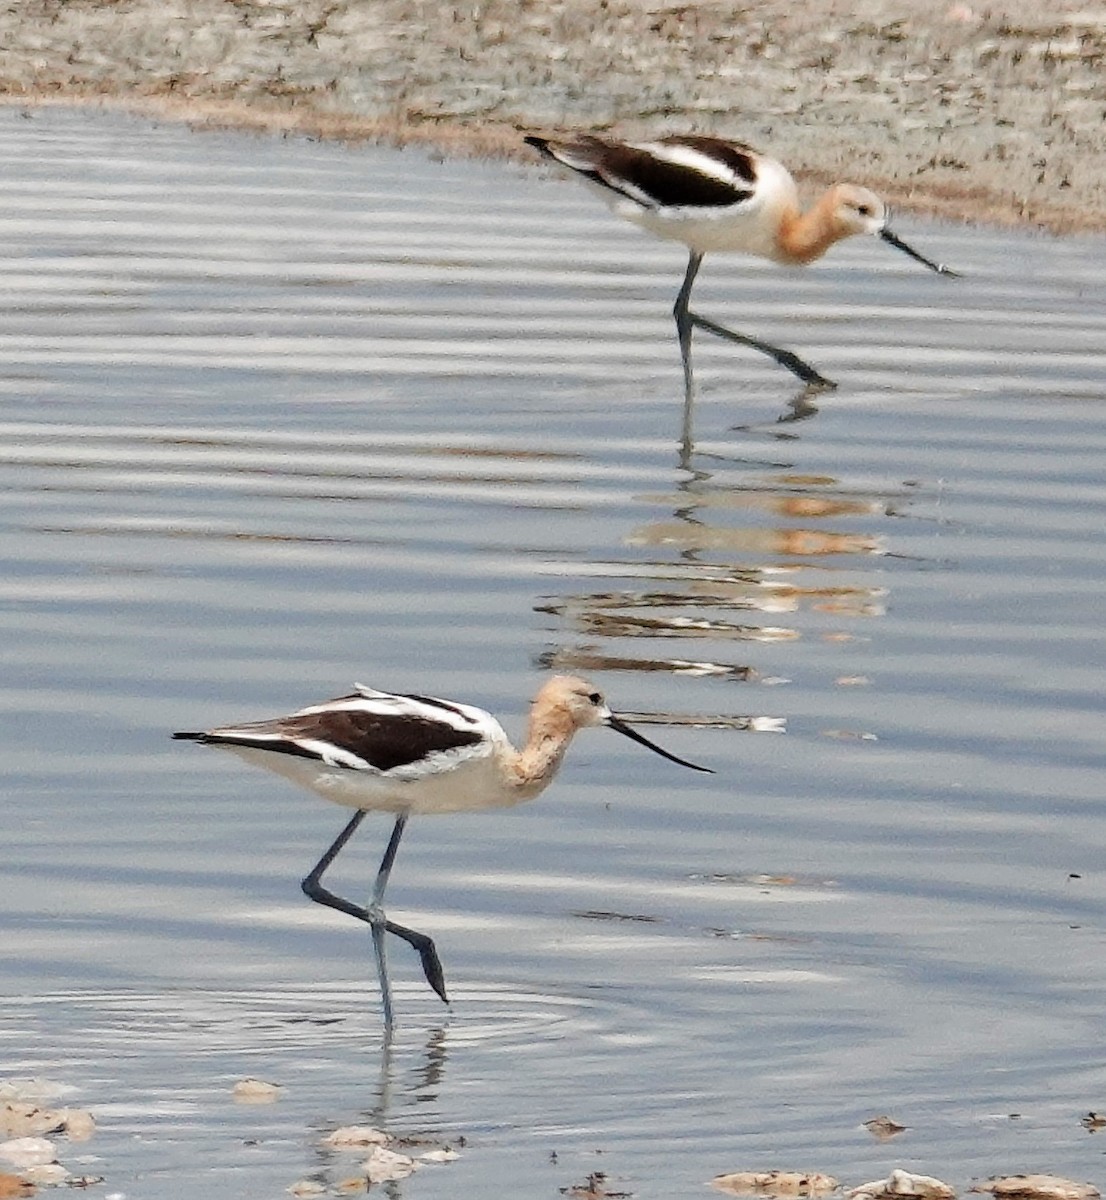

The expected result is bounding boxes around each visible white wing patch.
[546,144,605,174]
[633,141,748,188]
[328,685,494,735]
[294,738,372,770]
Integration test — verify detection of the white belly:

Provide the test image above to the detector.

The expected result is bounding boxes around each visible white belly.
[605,158,800,261]
[220,744,537,816]
[617,197,792,259]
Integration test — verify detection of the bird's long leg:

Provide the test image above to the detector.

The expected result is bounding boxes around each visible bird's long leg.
[301,810,366,906]
[301,811,449,1028]
[368,813,406,1031]
[688,311,836,389]
[370,918,394,1031]
[673,250,703,407]
[365,814,448,1013]
[673,250,836,390]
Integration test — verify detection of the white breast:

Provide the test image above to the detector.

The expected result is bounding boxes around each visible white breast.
[217,740,534,816]
[615,156,801,260]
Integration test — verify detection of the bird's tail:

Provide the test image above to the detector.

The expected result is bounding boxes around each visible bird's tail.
[171,731,207,741]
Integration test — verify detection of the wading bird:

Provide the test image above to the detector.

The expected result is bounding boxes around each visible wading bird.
[173,675,711,1029]
[525,133,958,392]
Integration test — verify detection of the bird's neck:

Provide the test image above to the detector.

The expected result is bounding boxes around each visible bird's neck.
[507,724,573,795]
[775,192,849,265]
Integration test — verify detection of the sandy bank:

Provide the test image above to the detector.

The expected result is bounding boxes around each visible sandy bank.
[2,0,1104,233]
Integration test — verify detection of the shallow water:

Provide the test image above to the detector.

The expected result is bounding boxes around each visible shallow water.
[2,107,1106,1198]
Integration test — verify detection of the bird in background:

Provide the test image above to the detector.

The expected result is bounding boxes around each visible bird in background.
[173,674,711,1031]
[525,133,958,394]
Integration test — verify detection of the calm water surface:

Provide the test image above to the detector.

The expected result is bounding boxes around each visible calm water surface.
[2,108,1106,1198]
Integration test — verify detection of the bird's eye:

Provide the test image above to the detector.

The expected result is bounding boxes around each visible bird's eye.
[588,691,602,705]
[857,204,873,217]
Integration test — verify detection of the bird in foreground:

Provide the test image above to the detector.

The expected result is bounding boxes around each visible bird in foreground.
[173,674,711,1030]
[525,133,959,392]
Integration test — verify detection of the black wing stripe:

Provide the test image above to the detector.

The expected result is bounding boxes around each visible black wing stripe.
[528,134,756,209]
[213,710,485,772]
[186,732,336,763]
[600,141,755,208]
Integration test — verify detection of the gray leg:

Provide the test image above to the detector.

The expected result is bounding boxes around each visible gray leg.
[673,249,836,389]
[368,814,406,1032]
[673,250,703,405]
[301,812,449,1030]
[689,311,836,388]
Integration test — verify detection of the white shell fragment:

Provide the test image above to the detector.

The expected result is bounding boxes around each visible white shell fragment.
[314,1122,458,1189]
[362,1146,416,1183]
[1,1101,95,1141]
[287,1180,327,1197]
[20,1162,69,1185]
[971,1177,1100,1200]
[712,1171,840,1195]
[231,1078,283,1104]
[0,1103,65,1138]
[850,1170,956,1200]
[863,1114,907,1140]
[419,1148,460,1163]
[323,1125,390,1149]
[0,1137,57,1169]
[60,1108,96,1141]
[362,1146,417,1183]
[333,1178,371,1195]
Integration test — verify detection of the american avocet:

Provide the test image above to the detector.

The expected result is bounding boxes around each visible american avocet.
[525,133,958,391]
[173,675,710,1029]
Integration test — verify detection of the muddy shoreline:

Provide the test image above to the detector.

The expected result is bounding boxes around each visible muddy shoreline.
[3,0,1105,234]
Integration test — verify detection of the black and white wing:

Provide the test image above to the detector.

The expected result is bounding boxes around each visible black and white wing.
[173,685,501,777]
[526,134,760,211]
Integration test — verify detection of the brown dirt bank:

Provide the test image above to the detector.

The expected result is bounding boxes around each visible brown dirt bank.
[2,0,1104,234]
